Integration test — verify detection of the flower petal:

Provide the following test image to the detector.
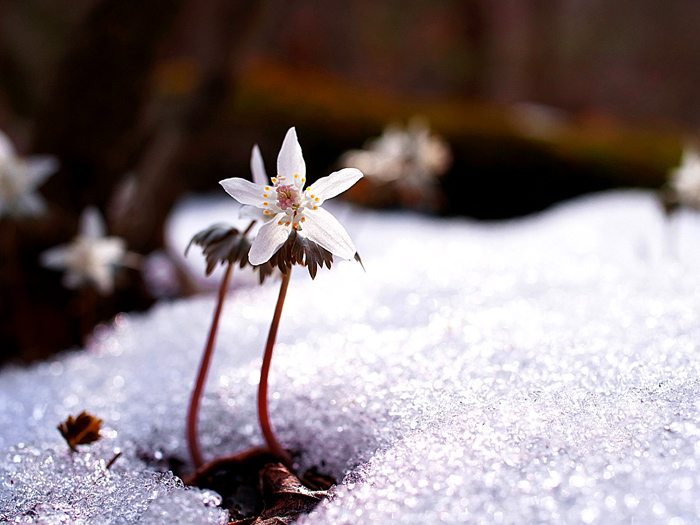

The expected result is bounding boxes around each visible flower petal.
[307,168,363,204]
[88,264,115,295]
[80,207,106,239]
[220,177,267,207]
[15,193,47,217]
[249,214,291,265]
[0,130,16,162]
[62,271,84,290]
[276,127,305,188]
[300,206,356,259]
[239,204,267,222]
[25,156,59,189]
[40,245,72,269]
[250,145,268,186]
[94,238,127,265]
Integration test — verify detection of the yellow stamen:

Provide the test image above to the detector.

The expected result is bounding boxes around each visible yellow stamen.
[285,221,291,226]
[300,217,306,222]
[301,178,306,183]
[278,220,283,225]
[263,202,268,206]
[293,222,298,228]
[263,194,268,198]
[264,210,270,215]
[294,174,298,179]
[313,206,318,210]
[314,197,319,202]
[265,186,270,191]
[272,177,277,183]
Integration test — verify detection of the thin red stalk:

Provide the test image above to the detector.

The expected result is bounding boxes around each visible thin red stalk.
[187,262,233,468]
[258,269,293,467]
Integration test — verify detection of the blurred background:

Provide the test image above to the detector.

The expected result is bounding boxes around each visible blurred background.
[0,0,697,363]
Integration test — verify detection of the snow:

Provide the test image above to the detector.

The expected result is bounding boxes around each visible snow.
[3,190,700,523]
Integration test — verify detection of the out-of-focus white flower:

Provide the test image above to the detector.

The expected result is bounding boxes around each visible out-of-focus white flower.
[0,130,58,219]
[341,117,451,186]
[220,127,362,265]
[40,207,127,295]
[669,146,700,209]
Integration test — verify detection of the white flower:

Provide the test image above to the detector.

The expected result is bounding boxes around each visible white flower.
[0,130,58,219]
[341,117,451,185]
[40,207,127,295]
[670,146,700,209]
[220,127,363,266]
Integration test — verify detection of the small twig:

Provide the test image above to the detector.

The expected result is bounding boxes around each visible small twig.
[258,269,293,467]
[187,262,234,469]
[105,451,122,470]
[95,451,122,482]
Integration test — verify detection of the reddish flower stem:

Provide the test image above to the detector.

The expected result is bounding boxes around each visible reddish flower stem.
[258,269,293,467]
[187,262,234,469]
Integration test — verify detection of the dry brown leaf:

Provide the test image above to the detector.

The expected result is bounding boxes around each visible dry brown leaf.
[186,224,254,276]
[252,463,330,524]
[57,411,102,452]
[188,223,362,282]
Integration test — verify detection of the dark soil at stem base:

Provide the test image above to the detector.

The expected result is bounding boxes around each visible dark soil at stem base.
[181,447,335,524]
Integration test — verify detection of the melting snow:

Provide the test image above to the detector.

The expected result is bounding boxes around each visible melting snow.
[2,190,700,523]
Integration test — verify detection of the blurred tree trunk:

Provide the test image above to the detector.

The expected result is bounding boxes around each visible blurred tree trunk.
[108,0,261,252]
[1,0,263,364]
[0,0,183,364]
[34,0,182,213]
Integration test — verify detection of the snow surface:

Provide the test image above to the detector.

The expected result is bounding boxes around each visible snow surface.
[3,190,700,523]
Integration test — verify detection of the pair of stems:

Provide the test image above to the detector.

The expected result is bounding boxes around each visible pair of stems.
[186,264,292,470]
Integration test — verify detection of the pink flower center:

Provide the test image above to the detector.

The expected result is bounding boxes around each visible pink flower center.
[276,184,300,211]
